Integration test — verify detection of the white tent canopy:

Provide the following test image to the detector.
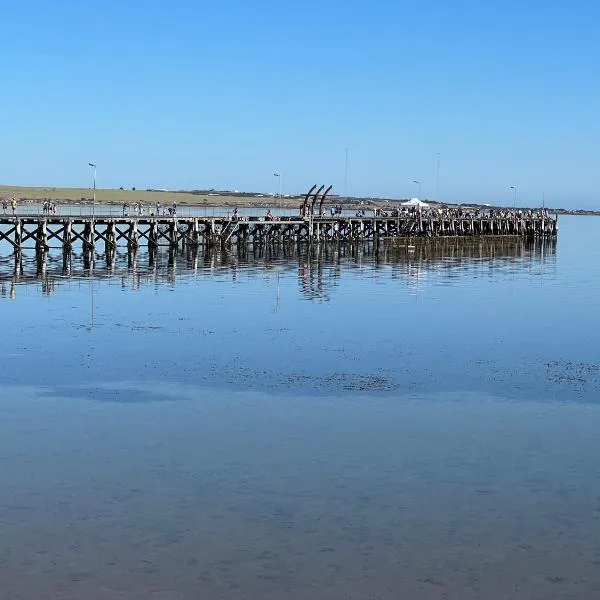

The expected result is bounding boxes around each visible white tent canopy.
[401,198,429,208]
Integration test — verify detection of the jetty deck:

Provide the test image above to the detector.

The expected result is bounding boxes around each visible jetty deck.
[0,214,557,254]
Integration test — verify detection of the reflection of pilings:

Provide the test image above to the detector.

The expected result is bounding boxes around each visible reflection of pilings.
[62,250,72,275]
[107,247,116,272]
[36,250,47,278]
[83,250,93,271]
[382,235,557,263]
[127,248,137,270]
[0,237,558,295]
[13,252,22,279]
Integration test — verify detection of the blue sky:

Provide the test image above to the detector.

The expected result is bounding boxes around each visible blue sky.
[1,0,599,208]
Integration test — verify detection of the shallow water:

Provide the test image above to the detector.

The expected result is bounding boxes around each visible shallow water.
[1,216,599,599]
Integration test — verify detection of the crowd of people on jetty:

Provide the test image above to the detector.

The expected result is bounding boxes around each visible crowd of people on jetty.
[2,198,18,215]
[2,198,57,215]
[122,201,178,217]
[42,200,58,214]
[292,203,551,220]
[298,204,345,218]
[372,206,552,220]
[1,197,553,221]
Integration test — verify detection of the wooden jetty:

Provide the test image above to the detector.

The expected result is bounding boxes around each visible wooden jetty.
[0,213,557,255]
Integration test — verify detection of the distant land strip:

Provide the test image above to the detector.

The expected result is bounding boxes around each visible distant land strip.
[0,184,597,215]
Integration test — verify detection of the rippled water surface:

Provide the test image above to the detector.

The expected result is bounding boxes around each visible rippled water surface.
[1,216,600,599]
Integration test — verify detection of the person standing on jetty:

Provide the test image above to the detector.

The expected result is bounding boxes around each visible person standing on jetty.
[11,198,17,215]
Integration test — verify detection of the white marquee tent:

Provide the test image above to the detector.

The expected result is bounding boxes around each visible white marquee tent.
[401,198,429,208]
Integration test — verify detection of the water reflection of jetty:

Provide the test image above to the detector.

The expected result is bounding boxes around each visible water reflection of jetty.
[0,237,556,299]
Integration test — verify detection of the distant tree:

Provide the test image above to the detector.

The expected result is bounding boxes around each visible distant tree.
[119,186,124,190]
[132,187,136,191]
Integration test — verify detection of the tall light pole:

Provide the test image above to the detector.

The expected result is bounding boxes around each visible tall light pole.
[273,173,282,210]
[413,180,421,199]
[273,173,282,198]
[510,185,517,209]
[88,163,96,217]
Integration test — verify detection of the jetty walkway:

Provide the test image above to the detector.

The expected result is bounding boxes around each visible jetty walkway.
[0,213,557,254]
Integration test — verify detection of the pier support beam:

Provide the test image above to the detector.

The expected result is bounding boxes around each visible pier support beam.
[128,221,138,252]
[149,221,158,251]
[83,222,94,252]
[64,220,73,253]
[36,220,49,254]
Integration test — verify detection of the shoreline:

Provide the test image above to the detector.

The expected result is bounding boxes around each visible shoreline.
[0,185,598,216]
[0,185,363,210]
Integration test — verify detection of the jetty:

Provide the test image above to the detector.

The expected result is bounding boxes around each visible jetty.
[0,211,557,255]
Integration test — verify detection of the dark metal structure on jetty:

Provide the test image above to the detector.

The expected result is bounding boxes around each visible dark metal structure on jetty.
[0,186,557,256]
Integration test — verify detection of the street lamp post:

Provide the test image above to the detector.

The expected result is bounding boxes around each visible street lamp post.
[413,180,421,199]
[88,163,96,217]
[273,173,282,210]
[510,185,517,209]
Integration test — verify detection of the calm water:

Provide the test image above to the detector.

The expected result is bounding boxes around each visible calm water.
[1,216,600,599]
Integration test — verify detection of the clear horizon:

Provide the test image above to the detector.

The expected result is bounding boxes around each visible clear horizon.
[1,0,599,209]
